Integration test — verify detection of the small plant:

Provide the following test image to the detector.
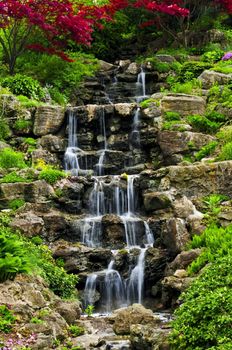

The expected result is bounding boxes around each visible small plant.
[8,198,25,210]
[17,95,42,108]
[84,305,94,317]
[219,141,232,160]
[30,317,44,324]
[31,236,43,246]
[164,111,181,121]
[0,305,16,333]
[14,119,32,131]
[1,74,45,100]
[139,98,159,109]
[195,141,218,161]
[201,49,224,64]
[187,114,221,134]
[55,188,64,198]
[68,325,85,337]
[38,167,66,185]
[217,126,232,144]
[0,118,10,140]
[0,171,28,183]
[24,138,37,146]
[0,148,27,169]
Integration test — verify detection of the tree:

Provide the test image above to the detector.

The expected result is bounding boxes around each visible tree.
[0,0,128,74]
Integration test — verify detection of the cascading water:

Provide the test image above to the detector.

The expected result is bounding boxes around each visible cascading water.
[65,65,154,313]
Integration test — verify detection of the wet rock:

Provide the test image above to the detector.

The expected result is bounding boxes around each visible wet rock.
[108,134,129,151]
[198,70,232,89]
[10,212,44,237]
[114,103,137,117]
[110,304,158,335]
[161,275,194,308]
[102,214,125,247]
[143,192,172,212]
[130,324,171,350]
[157,131,215,157]
[54,300,81,324]
[42,211,68,241]
[39,135,66,153]
[162,218,190,255]
[166,249,202,276]
[173,196,196,219]
[161,94,206,116]
[33,105,65,136]
[99,60,117,72]
[125,63,141,75]
[145,248,167,288]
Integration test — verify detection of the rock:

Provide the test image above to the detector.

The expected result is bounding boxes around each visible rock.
[130,324,171,350]
[173,269,188,278]
[10,212,44,237]
[31,149,60,167]
[162,218,190,255]
[161,94,206,116]
[0,141,11,150]
[33,105,65,136]
[114,103,137,117]
[161,275,194,307]
[143,192,172,212]
[102,214,124,246]
[39,135,66,153]
[173,196,196,219]
[54,300,81,324]
[42,211,67,241]
[142,106,162,119]
[0,180,53,207]
[198,70,232,89]
[157,131,215,157]
[125,62,140,75]
[110,304,158,335]
[108,134,129,151]
[99,60,117,72]
[156,54,176,63]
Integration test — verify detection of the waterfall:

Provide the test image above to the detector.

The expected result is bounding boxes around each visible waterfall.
[137,67,146,100]
[127,249,146,304]
[131,107,141,148]
[84,274,98,307]
[96,108,107,176]
[64,110,79,172]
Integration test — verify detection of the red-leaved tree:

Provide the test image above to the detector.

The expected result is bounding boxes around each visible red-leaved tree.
[0,0,128,74]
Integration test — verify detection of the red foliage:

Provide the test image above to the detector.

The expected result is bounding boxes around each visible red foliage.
[133,0,189,17]
[217,0,232,13]
[0,0,129,58]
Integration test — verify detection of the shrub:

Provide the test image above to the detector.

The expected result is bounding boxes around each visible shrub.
[8,199,25,210]
[84,305,94,317]
[195,141,218,161]
[68,325,85,337]
[219,141,232,160]
[0,148,27,169]
[0,118,10,140]
[17,95,42,108]
[0,226,32,282]
[24,138,37,147]
[0,305,16,333]
[187,114,221,133]
[0,171,27,183]
[178,61,211,82]
[164,111,181,121]
[139,98,160,109]
[170,79,202,94]
[38,167,66,185]
[14,119,32,131]
[211,61,232,74]
[170,255,232,350]
[30,236,43,246]
[1,74,45,100]
[201,49,224,64]
[217,126,232,144]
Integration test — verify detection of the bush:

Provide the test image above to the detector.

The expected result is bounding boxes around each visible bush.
[0,305,16,333]
[169,79,202,94]
[68,325,85,337]
[38,167,66,185]
[178,61,211,82]
[14,119,32,131]
[0,148,27,169]
[170,255,232,350]
[8,199,25,210]
[219,141,232,160]
[195,141,218,161]
[217,126,232,144]
[201,49,224,64]
[0,118,10,140]
[164,111,181,121]
[187,114,221,133]
[0,171,27,183]
[1,74,45,100]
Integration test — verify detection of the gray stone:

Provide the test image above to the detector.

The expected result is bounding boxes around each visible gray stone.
[10,212,44,237]
[143,192,172,212]
[33,105,65,136]
[125,62,141,75]
[162,218,190,254]
[39,135,66,153]
[161,94,206,116]
[198,70,232,89]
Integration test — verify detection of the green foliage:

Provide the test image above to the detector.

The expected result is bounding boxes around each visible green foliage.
[208,83,232,109]
[144,57,171,72]
[201,194,228,226]
[211,60,232,74]
[0,224,32,282]
[195,141,218,161]
[30,317,44,324]
[219,142,232,160]
[162,120,186,131]
[14,119,32,131]
[38,167,66,185]
[0,171,28,183]
[164,111,181,121]
[178,61,211,82]
[41,260,78,299]
[217,126,232,144]
[1,74,45,100]
[0,118,10,140]
[16,51,99,101]
[8,198,25,210]
[68,325,85,337]
[187,114,221,134]
[169,79,202,95]
[0,148,27,169]
[16,95,42,108]
[201,49,224,64]
[84,305,94,316]
[170,255,232,350]
[30,236,43,246]
[139,98,160,109]
[0,305,16,333]
[23,137,37,146]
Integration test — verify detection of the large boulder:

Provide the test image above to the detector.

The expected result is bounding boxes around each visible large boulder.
[114,103,137,117]
[162,218,190,255]
[10,212,44,237]
[143,191,172,212]
[33,106,65,136]
[198,70,232,89]
[39,135,66,153]
[165,249,202,275]
[161,94,206,116]
[130,324,171,350]
[110,304,158,335]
